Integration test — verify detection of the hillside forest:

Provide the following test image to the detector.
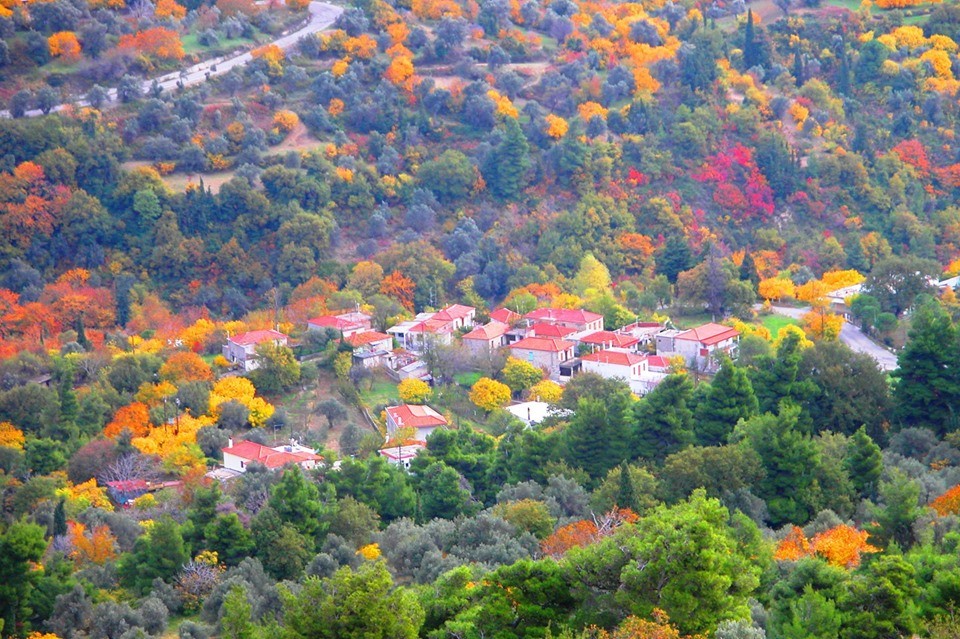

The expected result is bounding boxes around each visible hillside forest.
[4,0,960,635]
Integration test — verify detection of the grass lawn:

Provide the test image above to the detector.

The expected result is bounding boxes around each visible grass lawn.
[181,33,258,56]
[360,379,400,408]
[760,313,800,335]
[454,371,482,387]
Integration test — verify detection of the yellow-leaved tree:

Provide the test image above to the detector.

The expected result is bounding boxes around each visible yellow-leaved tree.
[397,378,432,404]
[470,377,511,412]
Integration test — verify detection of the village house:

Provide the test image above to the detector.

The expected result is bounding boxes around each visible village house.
[656,323,740,372]
[387,304,476,352]
[524,308,604,333]
[221,439,321,473]
[307,311,372,337]
[617,321,667,346]
[461,320,510,353]
[581,350,668,396]
[222,329,289,372]
[528,323,577,339]
[385,404,449,440]
[577,330,641,354]
[378,442,426,470]
[509,336,577,380]
[344,330,394,368]
[505,400,571,426]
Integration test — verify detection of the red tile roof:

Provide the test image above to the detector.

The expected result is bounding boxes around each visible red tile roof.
[582,350,645,367]
[408,318,456,334]
[524,308,603,324]
[510,336,575,353]
[489,308,521,324]
[530,323,577,338]
[462,321,509,341]
[222,440,321,469]
[579,330,640,348]
[230,329,288,346]
[433,304,475,321]
[308,316,362,331]
[386,405,448,429]
[644,355,670,370]
[345,331,392,347]
[675,323,740,346]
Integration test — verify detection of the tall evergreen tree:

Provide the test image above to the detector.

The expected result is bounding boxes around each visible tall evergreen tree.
[893,298,960,435]
[632,374,695,461]
[53,499,67,538]
[694,357,759,446]
[736,405,819,527]
[844,426,883,499]
[743,10,757,68]
[564,395,629,481]
[485,117,530,200]
[616,461,637,511]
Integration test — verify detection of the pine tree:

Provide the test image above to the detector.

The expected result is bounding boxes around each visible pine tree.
[565,396,628,481]
[893,298,960,435]
[632,375,695,461]
[845,426,883,499]
[694,357,759,446]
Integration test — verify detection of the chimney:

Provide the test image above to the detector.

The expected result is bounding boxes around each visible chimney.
[227,437,234,449]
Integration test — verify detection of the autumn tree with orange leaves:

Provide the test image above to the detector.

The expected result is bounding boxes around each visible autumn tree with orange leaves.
[103,402,152,438]
[48,32,82,62]
[774,525,878,568]
[118,27,185,61]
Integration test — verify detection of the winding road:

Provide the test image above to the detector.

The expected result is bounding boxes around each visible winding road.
[2,0,344,118]
[767,305,899,372]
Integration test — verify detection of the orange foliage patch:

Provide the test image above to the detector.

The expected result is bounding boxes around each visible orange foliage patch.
[931,484,960,516]
[48,32,82,62]
[103,402,152,439]
[68,522,117,565]
[118,27,185,61]
[774,524,878,568]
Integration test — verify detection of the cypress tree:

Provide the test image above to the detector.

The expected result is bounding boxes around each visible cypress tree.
[616,461,637,511]
[53,499,67,538]
[743,10,757,69]
[845,426,883,499]
[75,316,90,351]
[487,117,530,200]
[793,38,804,87]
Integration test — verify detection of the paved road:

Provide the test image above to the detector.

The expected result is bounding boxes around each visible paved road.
[767,305,899,372]
[2,0,343,118]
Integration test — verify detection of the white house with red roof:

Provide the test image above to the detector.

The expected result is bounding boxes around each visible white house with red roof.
[385,404,449,440]
[379,442,426,470]
[509,336,577,380]
[387,305,476,352]
[222,329,289,372]
[221,439,321,473]
[578,330,641,353]
[343,331,394,368]
[489,308,521,325]
[581,350,669,395]
[461,320,510,353]
[528,323,577,339]
[307,312,372,337]
[657,323,740,372]
[524,308,604,332]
